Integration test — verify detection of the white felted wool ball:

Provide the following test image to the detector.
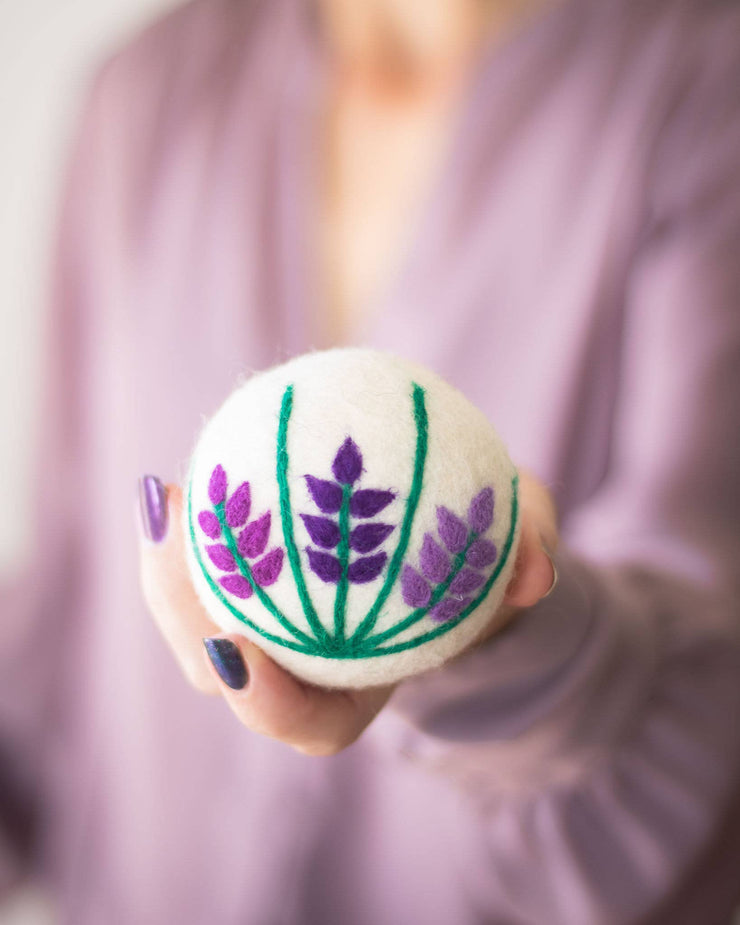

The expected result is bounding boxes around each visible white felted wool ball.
[184,348,521,689]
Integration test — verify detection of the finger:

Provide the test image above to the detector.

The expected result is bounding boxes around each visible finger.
[203,635,395,756]
[138,477,221,694]
[503,516,557,609]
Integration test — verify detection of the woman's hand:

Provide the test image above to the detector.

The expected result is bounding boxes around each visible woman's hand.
[137,469,558,756]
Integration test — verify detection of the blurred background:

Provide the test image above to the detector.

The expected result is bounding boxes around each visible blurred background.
[2,2,739,923]
[0,3,179,920]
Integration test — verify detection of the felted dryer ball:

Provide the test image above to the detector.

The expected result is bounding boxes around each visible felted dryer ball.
[184,348,521,689]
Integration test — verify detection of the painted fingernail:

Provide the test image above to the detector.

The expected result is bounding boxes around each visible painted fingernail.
[203,638,249,690]
[138,475,169,543]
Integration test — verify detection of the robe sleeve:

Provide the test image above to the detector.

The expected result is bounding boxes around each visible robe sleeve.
[0,64,110,896]
[387,16,740,925]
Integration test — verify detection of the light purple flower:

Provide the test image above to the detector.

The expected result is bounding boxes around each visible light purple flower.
[401,565,432,608]
[419,533,450,583]
[436,507,468,553]
[468,487,494,534]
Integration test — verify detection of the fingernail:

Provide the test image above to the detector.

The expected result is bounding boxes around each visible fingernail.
[540,543,558,599]
[203,638,249,690]
[138,475,168,543]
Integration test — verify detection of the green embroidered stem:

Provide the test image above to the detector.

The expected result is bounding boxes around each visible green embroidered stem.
[277,385,332,647]
[361,536,475,649]
[214,502,316,647]
[333,484,352,642]
[356,474,520,657]
[349,383,429,643]
[187,486,318,655]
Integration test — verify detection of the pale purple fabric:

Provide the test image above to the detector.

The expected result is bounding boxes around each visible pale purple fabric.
[2,0,740,922]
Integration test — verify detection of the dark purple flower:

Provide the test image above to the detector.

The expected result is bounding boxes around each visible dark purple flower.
[252,548,284,587]
[419,533,450,583]
[219,575,253,599]
[466,538,497,569]
[332,437,363,485]
[305,475,343,514]
[429,596,471,623]
[350,489,395,518]
[449,568,485,596]
[468,487,494,534]
[348,552,387,584]
[401,564,431,608]
[225,481,251,528]
[206,544,237,572]
[307,548,342,583]
[301,514,341,549]
[198,510,221,540]
[237,512,271,560]
[436,507,468,553]
[208,465,227,506]
[349,522,394,554]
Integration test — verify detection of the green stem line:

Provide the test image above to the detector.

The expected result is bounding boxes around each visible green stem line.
[355,474,520,657]
[187,485,318,655]
[276,385,333,647]
[215,503,316,647]
[333,484,352,642]
[349,383,429,643]
[361,536,474,648]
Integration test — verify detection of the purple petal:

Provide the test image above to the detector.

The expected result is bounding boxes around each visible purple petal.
[305,475,343,514]
[198,510,221,540]
[348,552,387,584]
[219,575,253,599]
[208,465,227,506]
[206,543,236,572]
[332,437,363,485]
[306,548,342,583]
[225,481,251,528]
[237,512,271,560]
[436,507,468,553]
[419,533,450,583]
[401,564,431,608]
[252,548,284,587]
[466,538,497,569]
[468,487,494,534]
[429,597,471,623]
[300,514,340,549]
[449,568,485,596]
[349,522,394,554]
[350,489,395,518]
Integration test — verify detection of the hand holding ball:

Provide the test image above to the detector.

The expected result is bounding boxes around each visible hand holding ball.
[185,349,521,688]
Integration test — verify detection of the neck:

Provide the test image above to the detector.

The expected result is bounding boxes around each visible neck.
[315,0,532,90]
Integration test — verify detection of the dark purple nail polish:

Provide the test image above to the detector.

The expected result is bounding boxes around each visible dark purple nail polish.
[138,475,168,543]
[203,638,249,690]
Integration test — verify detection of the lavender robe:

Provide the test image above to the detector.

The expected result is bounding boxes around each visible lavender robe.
[2,0,740,922]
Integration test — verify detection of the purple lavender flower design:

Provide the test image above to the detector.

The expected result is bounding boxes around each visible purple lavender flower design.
[198,467,284,599]
[303,437,395,587]
[401,486,498,623]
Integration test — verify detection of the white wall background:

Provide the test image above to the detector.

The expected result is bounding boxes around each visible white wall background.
[0,1,180,919]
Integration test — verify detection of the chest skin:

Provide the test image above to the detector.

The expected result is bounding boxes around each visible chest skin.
[315,63,483,344]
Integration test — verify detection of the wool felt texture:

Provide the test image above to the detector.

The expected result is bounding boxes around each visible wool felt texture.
[184,349,521,689]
